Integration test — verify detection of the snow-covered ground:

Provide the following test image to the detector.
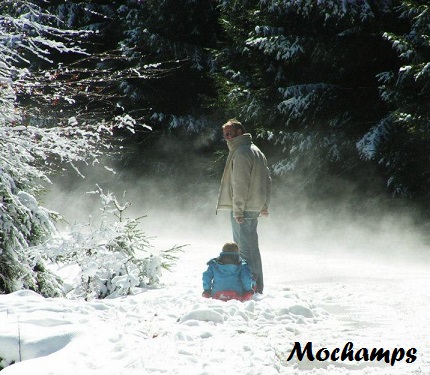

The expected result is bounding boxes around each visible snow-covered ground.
[1,209,429,375]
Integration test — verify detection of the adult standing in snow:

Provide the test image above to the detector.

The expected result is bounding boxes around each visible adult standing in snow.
[216,118,271,294]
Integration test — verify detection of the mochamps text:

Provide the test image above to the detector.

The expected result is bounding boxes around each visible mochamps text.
[287,342,418,367]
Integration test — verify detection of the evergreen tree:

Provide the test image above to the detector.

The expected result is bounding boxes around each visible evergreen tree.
[97,0,226,201]
[0,0,120,295]
[357,1,430,201]
[213,0,398,199]
[43,1,223,180]
[115,0,221,134]
[1,0,189,295]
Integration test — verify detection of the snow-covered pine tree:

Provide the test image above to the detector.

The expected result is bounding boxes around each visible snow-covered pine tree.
[357,1,430,200]
[115,0,220,134]
[0,0,112,295]
[214,0,398,197]
[35,187,184,300]
[42,1,222,186]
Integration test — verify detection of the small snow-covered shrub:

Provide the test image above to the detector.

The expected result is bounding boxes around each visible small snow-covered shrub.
[39,187,184,300]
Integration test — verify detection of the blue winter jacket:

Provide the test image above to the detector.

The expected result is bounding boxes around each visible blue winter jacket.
[202,252,253,295]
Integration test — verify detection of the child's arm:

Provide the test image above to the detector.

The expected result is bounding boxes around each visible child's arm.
[202,264,214,295]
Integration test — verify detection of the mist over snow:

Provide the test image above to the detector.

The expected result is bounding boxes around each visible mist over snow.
[1,160,428,374]
[42,159,430,298]
[43,160,430,267]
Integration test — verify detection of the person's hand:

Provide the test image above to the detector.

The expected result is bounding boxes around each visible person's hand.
[234,216,244,224]
[202,291,211,298]
[260,209,269,217]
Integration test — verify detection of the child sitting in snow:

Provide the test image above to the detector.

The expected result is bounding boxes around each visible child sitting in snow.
[202,242,254,301]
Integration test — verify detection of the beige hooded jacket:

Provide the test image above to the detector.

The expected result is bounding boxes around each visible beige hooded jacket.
[216,134,272,217]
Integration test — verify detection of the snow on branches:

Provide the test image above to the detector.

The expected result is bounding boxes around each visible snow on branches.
[0,1,137,295]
